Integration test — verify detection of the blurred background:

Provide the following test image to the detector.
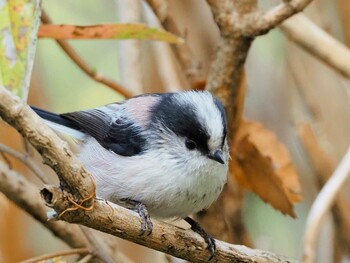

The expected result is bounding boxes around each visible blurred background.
[0,0,349,262]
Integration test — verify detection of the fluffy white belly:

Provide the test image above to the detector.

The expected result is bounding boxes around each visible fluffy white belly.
[79,138,228,219]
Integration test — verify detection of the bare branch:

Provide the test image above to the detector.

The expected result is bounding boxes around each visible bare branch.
[254,0,314,36]
[145,0,168,22]
[41,10,134,98]
[19,248,92,263]
[0,160,133,263]
[205,36,250,140]
[207,0,314,38]
[43,185,296,263]
[143,2,185,92]
[0,161,89,249]
[0,143,48,184]
[115,0,144,93]
[78,255,94,263]
[145,2,204,90]
[79,227,117,263]
[0,88,95,201]
[302,146,350,263]
[280,13,350,78]
[298,124,350,256]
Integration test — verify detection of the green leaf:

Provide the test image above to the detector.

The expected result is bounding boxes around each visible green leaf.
[0,0,41,100]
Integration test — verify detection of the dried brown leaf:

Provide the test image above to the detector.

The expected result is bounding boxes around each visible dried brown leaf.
[231,120,302,217]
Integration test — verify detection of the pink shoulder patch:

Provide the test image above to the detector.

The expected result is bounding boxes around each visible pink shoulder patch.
[125,96,160,125]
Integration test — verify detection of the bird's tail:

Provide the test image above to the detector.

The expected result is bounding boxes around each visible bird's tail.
[31,106,86,140]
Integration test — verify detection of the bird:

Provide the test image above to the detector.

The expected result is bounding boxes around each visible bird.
[32,90,229,259]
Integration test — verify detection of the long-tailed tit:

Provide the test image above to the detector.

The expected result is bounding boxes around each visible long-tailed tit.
[33,91,229,258]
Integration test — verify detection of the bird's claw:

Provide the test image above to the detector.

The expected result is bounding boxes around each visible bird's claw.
[136,202,153,236]
[185,217,216,261]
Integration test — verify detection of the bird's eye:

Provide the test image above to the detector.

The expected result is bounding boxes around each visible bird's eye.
[185,139,197,150]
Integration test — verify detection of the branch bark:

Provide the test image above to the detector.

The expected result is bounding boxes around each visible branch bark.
[116,0,144,94]
[43,185,296,263]
[0,161,134,263]
[0,161,89,249]
[280,13,350,78]
[19,248,92,263]
[298,124,350,258]
[0,143,48,184]
[0,88,95,201]
[0,87,297,262]
[203,0,314,247]
[302,146,350,263]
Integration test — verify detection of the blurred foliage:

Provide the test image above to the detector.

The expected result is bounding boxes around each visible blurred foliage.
[0,0,39,98]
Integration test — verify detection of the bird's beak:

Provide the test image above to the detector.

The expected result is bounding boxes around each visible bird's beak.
[208,150,225,164]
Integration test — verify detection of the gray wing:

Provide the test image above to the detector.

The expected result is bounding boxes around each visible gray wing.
[61,105,147,156]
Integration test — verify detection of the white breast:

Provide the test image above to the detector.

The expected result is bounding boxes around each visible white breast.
[79,137,228,219]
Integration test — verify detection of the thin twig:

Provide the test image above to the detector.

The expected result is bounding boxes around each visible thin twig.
[142,2,185,91]
[0,161,90,249]
[0,143,48,184]
[280,13,350,78]
[40,10,134,98]
[302,146,350,263]
[80,226,117,263]
[0,161,133,263]
[0,151,12,169]
[19,248,92,263]
[78,254,94,263]
[298,124,350,256]
[207,0,314,38]
[115,0,144,94]
[145,1,204,90]
[254,0,314,36]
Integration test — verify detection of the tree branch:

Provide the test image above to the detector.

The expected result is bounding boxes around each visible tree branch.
[207,0,314,38]
[298,124,350,257]
[19,248,92,263]
[41,10,134,98]
[280,13,350,78]
[43,185,296,263]
[0,160,133,263]
[0,87,297,262]
[302,146,350,263]
[0,88,95,201]
[115,0,144,94]
[255,0,314,36]
[0,143,48,184]
[0,161,89,249]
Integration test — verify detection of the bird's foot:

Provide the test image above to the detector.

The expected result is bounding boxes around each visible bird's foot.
[185,217,216,261]
[123,199,153,236]
[135,202,153,236]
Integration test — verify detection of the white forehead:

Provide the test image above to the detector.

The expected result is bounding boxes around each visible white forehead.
[174,91,224,149]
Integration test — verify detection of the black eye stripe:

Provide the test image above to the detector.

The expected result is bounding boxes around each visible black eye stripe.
[152,94,210,153]
[151,92,227,153]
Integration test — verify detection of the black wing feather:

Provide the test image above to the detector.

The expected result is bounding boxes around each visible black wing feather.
[61,108,147,156]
